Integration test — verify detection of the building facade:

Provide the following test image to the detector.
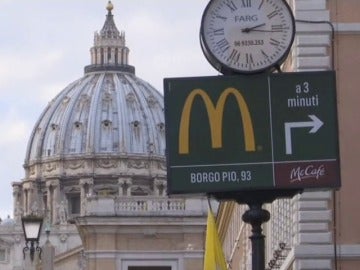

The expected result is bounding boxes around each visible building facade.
[0,2,207,270]
[217,0,360,269]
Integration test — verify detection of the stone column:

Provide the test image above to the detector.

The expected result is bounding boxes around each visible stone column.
[23,189,28,216]
[80,178,94,216]
[121,48,125,65]
[117,48,122,65]
[42,232,55,270]
[110,48,115,64]
[12,183,22,223]
[22,181,35,215]
[97,48,102,65]
[90,47,96,65]
[46,179,60,225]
[28,187,35,215]
[125,48,129,64]
[12,183,21,211]
[104,47,109,64]
[46,185,53,224]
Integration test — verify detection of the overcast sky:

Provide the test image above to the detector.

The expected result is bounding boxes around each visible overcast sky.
[0,0,218,219]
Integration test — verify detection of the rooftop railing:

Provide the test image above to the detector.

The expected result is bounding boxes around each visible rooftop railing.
[83,196,207,217]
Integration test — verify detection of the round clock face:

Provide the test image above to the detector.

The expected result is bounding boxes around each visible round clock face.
[200,0,295,74]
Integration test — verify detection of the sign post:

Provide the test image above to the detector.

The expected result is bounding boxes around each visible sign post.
[164,71,340,270]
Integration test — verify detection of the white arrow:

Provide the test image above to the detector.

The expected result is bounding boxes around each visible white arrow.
[284,115,324,155]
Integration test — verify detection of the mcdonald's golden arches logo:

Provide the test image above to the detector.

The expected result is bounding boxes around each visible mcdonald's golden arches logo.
[179,87,256,154]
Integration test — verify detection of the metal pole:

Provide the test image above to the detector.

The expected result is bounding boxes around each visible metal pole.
[242,203,270,270]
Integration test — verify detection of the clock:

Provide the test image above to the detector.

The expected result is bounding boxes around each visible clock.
[200,0,295,74]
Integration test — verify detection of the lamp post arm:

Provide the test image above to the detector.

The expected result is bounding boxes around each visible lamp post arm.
[23,242,29,260]
[29,241,35,262]
[36,242,42,260]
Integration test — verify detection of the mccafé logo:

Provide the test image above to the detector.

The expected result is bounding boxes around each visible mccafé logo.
[178,87,256,154]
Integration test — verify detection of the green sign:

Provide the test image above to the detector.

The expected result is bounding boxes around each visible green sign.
[164,71,340,194]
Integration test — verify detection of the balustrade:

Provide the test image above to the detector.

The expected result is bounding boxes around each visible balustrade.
[83,196,207,216]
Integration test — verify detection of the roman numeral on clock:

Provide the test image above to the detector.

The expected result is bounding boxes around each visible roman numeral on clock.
[216,14,227,21]
[228,49,240,62]
[213,28,225,36]
[246,53,254,64]
[216,38,230,52]
[267,10,279,19]
[271,24,288,32]
[258,0,264,10]
[241,0,251,8]
[261,50,269,58]
[269,38,281,46]
[224,0,238,12]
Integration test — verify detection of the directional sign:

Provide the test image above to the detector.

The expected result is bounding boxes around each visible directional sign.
[164,71,340,194]
[285,115,324,155]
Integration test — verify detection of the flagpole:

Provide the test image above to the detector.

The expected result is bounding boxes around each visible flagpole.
[203,197,228,270]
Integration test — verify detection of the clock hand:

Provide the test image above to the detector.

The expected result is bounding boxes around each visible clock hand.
[248,29,283,32]
[241,23,266,33]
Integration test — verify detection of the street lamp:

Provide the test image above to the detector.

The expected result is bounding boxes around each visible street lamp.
[21,215,43,262]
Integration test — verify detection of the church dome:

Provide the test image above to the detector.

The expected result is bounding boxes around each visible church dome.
[23,2,166,186]
[25,72,165,161]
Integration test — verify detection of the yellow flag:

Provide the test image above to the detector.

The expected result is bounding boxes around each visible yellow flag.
[203,209,227,270]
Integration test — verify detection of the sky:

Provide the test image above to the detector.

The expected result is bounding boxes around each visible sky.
[0,0,218,219]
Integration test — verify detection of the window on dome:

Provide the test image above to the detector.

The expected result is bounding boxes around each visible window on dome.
[74,121,82,128]
[132,120,140,127]
[103,120,111,127]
